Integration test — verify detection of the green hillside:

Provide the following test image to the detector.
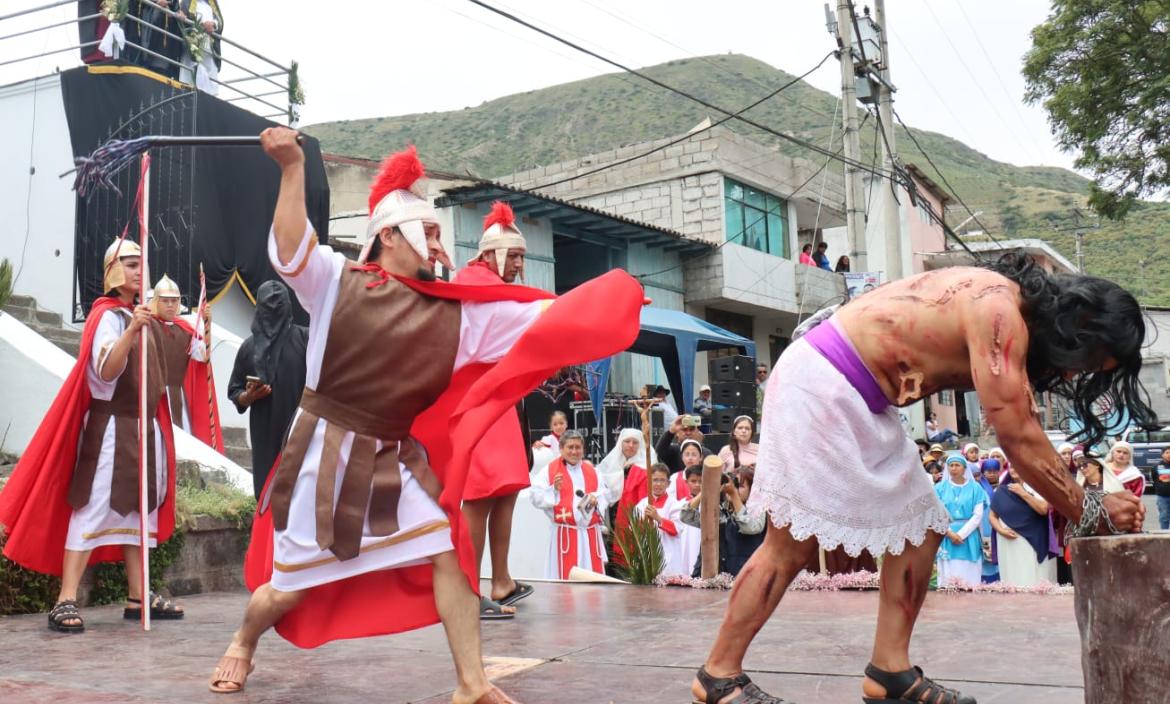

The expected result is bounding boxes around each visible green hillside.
[304,54,1170,305]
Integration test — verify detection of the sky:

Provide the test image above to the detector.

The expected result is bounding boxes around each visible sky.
[2,0,1074,173]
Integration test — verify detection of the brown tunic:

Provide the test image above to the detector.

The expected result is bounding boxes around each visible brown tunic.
[68,313,168,515]
[156,321,194,423]
[268,267,461,561]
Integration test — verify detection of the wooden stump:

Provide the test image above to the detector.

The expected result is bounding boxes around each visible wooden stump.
[1070,533,1170,704]
[699,456,723,579]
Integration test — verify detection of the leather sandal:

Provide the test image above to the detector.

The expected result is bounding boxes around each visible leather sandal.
[209,654,255,694]
[862,663,976,704]
[124,591,184,620]
[693,665,792,703]
[47,600,85,633]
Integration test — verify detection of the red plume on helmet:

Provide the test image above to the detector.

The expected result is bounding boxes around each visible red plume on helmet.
[368,146,425,214]
[483,201,516,230]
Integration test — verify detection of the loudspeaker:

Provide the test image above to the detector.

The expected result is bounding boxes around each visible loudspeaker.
[711,381,756,409]
[710,355,756,383]
[713,409,756,433]
[703,433,729,454]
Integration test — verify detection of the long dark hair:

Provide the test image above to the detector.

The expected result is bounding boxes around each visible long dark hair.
[985,253,1156,447]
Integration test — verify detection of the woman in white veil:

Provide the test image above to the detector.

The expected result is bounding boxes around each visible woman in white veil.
[597,427,657,503]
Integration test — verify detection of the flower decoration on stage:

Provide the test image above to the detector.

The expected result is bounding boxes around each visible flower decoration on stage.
[536,365,599,403]
[287,61,306,127]
[364,146,438,263]
[101,0,129,22]
[185,24,208,64]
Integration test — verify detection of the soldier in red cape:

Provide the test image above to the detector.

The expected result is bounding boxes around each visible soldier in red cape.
[209,128,643,704]
[455,201,535,619]
[0,239,183,633]
[150,274,224,452]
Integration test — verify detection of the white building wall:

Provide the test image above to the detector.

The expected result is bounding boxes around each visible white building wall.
[0,74,78,326]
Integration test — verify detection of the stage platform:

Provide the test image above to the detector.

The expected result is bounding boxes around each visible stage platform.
[0,581,1083,703]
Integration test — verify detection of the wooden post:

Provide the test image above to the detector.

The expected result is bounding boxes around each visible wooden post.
[700,455,722,578]
[1071,533,1170,704]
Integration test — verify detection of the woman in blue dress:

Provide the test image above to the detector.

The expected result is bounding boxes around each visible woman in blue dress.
[934,453,988,587]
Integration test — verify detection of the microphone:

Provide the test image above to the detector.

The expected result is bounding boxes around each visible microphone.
[576,489,596,514]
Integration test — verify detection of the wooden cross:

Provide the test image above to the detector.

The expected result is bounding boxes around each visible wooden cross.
[629,398,659,502]
[555,507,573,523]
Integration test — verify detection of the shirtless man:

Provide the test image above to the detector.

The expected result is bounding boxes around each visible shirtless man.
[691,255,1151,704]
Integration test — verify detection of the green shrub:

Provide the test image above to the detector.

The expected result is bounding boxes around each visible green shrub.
[0,476,255,613]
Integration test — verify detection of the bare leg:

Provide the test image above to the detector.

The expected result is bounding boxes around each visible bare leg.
[692,521,819,704]
[211,583,306,692]
[431,549,494,704]
[486,492,518,601]
[462,497,514,613]
[123,545,144,602]
[58,549,93,602]
[52,548,92,628]
[862,530,944,699]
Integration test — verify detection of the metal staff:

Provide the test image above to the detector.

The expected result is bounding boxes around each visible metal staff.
[136,152,153,632]
[198,264,217,450]
[67,134,304,196]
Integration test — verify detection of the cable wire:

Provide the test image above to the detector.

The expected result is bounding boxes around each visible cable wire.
[892,106,1006,250]
[525,51,837,192]
[464,0,899,181]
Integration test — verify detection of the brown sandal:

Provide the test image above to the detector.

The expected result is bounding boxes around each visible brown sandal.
[209,655,255,694]
[474,686,521,704]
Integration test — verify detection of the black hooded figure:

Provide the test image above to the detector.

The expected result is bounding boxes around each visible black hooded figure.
[228,281,308,498]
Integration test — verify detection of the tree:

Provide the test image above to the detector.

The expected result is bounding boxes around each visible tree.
[1023,1,1170,219]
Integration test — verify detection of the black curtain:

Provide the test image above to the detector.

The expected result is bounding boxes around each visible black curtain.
[60,64,329,322]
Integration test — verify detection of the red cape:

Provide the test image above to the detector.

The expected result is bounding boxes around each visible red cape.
[244,269,642,648]
[0,296,178,575]
[454,262,531,501]
[168,317,225,453]
[613,464,649,567]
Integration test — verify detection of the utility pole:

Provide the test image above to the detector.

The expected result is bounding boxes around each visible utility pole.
[873,0,903,281]
[831,0,868,272]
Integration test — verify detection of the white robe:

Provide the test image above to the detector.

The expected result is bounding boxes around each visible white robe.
[529,433,560,483]
[265,221,544,592]
[159,320,208,433]
[179,1,219,95]
[65,308,167,552]
[634,493,685,577]
[530,461,609,579]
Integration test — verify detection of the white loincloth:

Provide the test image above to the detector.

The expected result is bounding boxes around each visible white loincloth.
[747,337,951,557]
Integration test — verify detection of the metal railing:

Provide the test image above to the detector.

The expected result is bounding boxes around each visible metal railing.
[0,0,299,123]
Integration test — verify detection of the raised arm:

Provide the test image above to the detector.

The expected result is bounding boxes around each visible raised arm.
[260,127,307,267]
[965,296,1142,533]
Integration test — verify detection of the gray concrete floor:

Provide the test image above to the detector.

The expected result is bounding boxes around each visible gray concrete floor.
[0,581,1083,703]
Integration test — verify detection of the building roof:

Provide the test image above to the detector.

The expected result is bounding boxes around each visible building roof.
[435,181,714,255]
[922,238,1078,274]
[904,163,952,206]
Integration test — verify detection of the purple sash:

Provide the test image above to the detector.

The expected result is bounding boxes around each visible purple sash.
[803,317,890,414]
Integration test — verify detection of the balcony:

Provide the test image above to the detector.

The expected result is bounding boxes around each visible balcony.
[684,242,844,317]
[1,0,300,123]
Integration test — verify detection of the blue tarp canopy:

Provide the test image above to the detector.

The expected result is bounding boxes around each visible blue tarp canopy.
[586,307,757,419]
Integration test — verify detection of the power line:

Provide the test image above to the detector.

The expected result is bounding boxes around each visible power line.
[947,0,1037,141]
[635,112,852,283]
[913,0,1045,164]
[463,0,899,181]
[525,51,837,192]
[570,0,838,123]
[891,106,1006,251]
[886,28,979,147]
